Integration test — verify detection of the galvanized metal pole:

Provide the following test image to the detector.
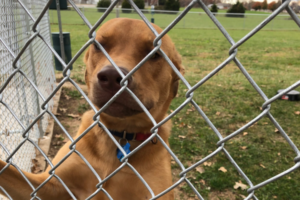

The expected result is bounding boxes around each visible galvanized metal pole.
[56,0,66,62]
[116,2,120,18]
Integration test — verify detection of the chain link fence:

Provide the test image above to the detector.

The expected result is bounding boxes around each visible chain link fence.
[0,0,300,199]
[0,0,55,199]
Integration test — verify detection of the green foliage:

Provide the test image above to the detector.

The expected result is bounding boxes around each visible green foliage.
[210,4,218,13]
[78,103,90,114]
[226,1,245,17]
[262,0,268,10]
[97,0,110,12]
[122,0,132,13]
[134,0,145,9]
[65,89,82,99]
[159,0,165,6]
[164,0,180,13]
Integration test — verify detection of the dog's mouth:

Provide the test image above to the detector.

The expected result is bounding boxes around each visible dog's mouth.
[92,88,153,118]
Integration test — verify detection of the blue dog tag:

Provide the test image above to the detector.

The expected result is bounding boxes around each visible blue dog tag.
[117,142,131,161]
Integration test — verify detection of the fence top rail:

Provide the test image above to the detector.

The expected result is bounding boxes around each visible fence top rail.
[70,6,300,17]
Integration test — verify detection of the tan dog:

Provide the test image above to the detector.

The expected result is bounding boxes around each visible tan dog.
[0,18,184,200]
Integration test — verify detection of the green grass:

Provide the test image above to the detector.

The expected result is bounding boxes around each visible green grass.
[50,10,300,200]
[49,9,300,31]
[65,88,82,99]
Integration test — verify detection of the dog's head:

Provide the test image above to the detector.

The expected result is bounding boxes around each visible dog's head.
[84,18,184,131]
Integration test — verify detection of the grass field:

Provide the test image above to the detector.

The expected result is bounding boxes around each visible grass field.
[49,8,300,31]
[50,8,300,200]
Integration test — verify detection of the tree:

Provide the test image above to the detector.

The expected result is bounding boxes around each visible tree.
[134,0,145,9]
[268,1,278,11]
[252,2,262,11]
[159,0,166,6]
[164,0,180,12]
[122,0,132,13]
[226,1,246,17]
[97,0,111,12]
[210,4,218,13]
[262,0,268,10]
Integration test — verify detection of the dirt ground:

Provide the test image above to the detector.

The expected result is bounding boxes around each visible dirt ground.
[47,83,88,161]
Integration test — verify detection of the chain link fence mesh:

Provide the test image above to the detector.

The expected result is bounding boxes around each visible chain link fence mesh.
[0,0,55,199]
[0,0,300,199]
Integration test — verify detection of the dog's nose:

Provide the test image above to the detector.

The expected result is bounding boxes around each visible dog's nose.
[97,66,131,92]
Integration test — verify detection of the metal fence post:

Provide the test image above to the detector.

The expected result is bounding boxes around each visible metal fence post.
[56,0,66,63]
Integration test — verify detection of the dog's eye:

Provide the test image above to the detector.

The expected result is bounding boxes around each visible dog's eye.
[94,42,101,51]
[151,52,161,60]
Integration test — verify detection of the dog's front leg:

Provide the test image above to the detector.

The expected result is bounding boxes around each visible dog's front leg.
[0,160,71,200]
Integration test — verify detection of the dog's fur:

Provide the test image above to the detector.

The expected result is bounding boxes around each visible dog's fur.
[0,18,184,200]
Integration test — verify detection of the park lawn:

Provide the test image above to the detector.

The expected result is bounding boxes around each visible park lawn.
[50,10,300,200]
[49,9,300,31]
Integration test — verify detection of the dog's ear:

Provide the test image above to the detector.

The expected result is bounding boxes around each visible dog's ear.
[84,48,90,64]
[85,69,90,89]
[84,48,90,89]
[171,48,185,98]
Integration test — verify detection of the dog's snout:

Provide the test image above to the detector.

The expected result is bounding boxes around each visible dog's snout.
[97,66,131,92]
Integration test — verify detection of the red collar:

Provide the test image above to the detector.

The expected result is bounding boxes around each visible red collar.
[108,129,157,142]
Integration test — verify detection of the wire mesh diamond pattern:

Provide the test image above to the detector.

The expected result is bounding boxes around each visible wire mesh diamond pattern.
[0,0,300,199]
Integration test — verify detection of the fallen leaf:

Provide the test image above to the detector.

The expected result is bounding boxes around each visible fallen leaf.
[80,96,84,99]
[278,152,281,156]
[55,134,61,138]
[199,179,206,185]
[178,135,186,139]
[240,146,247,150]
[42,136,49,140]
[259,107,262,111]
[273,196,277,199]
[263,122,268,125]
[178,122,185,127]
[204,162,212,167]
[188,125,192,129]
[275,128,279,133]
[59,108,67,113]
[287,176,291,179]
[216,112,221,116]
[243,132,248,136]
[260,164,266,168]
[186,112,189,115]
[233,180,248,190]
[67,114,80,118]
[65,94,71,100]
[171,161,176,165]
[218,166,227,173]
[196,166,205,174]
[54,113,61,116]
[170,110,174,113]
[239,194,247,199]
[295,111,300,115]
